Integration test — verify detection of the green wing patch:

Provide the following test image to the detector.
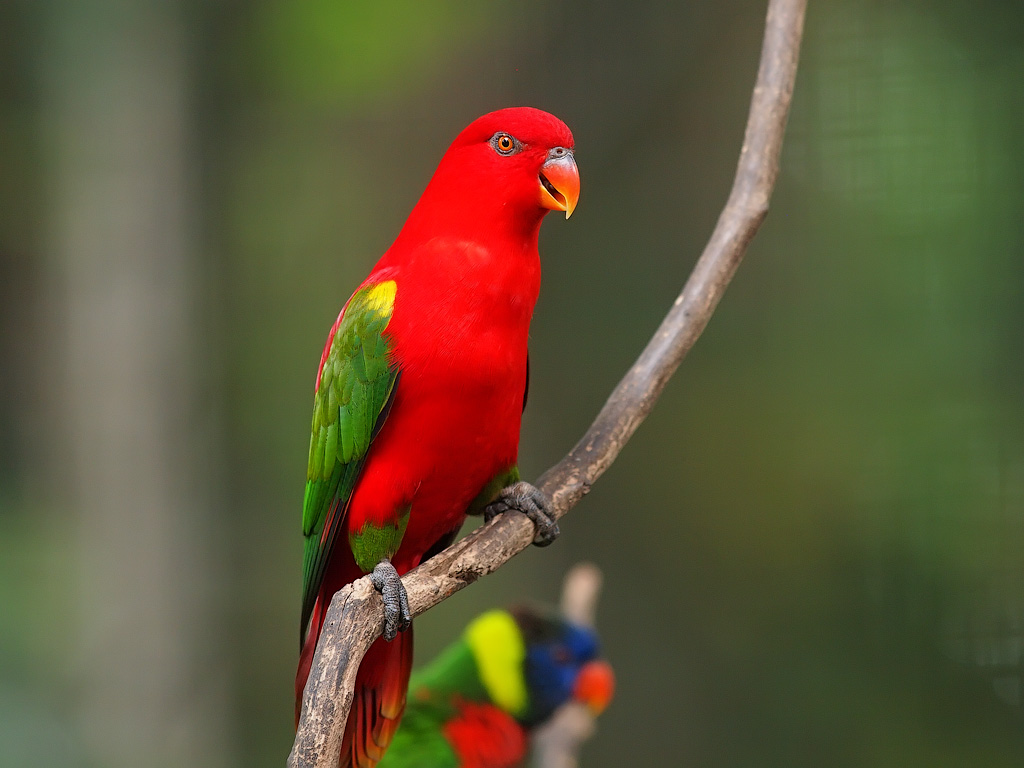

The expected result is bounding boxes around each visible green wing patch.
[301,281,399,640]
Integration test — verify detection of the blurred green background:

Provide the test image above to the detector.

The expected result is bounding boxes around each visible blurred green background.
[2,0,1023,766]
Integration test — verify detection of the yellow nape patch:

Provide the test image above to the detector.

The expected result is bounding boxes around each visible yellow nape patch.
[465,610,527,716]
[365,280,397,313]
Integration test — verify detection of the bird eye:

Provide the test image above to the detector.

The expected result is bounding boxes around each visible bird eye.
[492,133,518,155]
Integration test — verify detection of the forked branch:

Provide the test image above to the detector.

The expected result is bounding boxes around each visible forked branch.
[289,1,807,765]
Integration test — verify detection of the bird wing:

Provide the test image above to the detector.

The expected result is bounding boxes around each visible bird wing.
[301,279,399,639]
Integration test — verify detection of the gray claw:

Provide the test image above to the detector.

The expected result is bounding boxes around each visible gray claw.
[484,481,560,547]
[370,559,411,641]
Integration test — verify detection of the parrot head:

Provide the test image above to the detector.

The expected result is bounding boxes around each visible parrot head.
[408,107,580,239]
[513,606,614,725]
[448,107,579,220]
[464,607,614,729]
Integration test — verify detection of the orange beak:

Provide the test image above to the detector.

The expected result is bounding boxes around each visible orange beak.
[572,660,615,715]
[539,148,580,219]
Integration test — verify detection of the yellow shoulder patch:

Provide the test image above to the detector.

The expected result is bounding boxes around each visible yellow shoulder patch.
[363,280,397,314]
[464,610,527,716]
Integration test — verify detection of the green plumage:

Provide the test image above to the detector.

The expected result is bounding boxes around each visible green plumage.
[409,638,490,716]
[379,708,458,768]
[349,505,411,573]
[465,466,520,516]
[301,282,399,637]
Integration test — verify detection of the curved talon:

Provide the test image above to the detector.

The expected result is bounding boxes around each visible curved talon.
[484,481,560,547]
[370,559,412,641]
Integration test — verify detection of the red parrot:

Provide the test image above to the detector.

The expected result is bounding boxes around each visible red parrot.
[295,107,580,768]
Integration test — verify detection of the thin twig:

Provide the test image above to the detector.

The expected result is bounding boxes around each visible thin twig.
[532,707,597,768]
[558,562,603,628]
[532,563,606,768]
[289,1,807,765]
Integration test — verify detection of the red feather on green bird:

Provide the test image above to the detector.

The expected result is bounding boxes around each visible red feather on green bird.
[294,107,581,768]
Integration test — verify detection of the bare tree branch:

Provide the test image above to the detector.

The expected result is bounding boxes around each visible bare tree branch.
[289,1,807,765]
[532,563,606,768]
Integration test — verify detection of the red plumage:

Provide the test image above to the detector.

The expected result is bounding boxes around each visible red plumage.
[442,700,528,768]
[295,107,578,767]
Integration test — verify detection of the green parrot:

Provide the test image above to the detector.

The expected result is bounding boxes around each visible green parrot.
[379,607,614,768]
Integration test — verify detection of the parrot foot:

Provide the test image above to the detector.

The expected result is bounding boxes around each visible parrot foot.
[484,481,559,547]
[370,559,411,641]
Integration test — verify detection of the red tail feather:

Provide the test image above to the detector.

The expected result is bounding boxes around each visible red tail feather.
[345,629,413,768]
